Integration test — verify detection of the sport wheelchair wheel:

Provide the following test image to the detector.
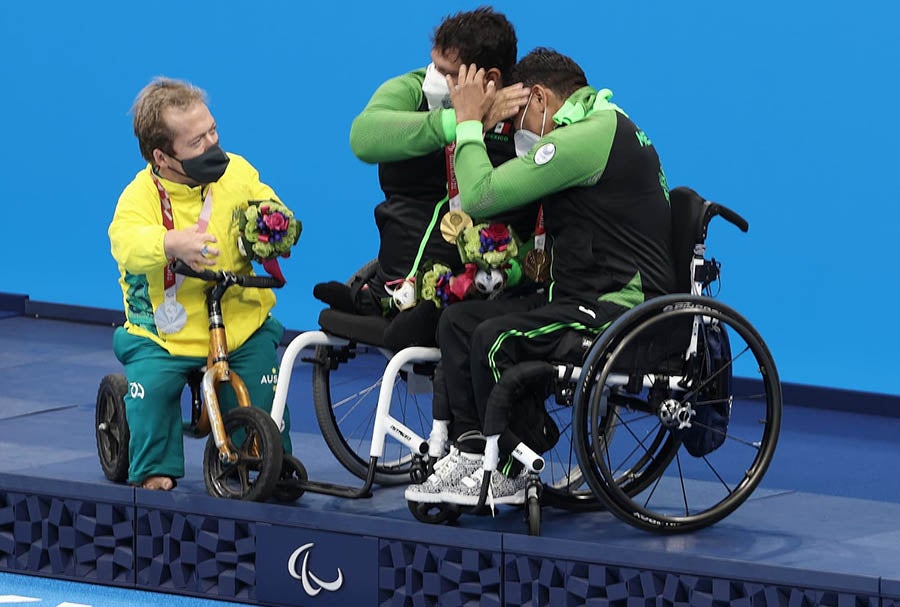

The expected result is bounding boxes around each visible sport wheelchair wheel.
[96,373,130,482]
[573,294,781,533]
[313,346,435,486]
[203,406,283,502]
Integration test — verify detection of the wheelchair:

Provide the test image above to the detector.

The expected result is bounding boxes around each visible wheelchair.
[95,261,297,502]
[400,186,781,534]
[275,186,781,535]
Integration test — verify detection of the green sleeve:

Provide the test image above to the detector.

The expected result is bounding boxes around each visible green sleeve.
[349,68,457,163]
[454,111,617,217]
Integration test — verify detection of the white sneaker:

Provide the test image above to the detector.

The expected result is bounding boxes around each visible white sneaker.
[404,447,482,504]
[441,467,529,507]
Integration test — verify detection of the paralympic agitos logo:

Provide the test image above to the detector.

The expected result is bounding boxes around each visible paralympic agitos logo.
[287,543,344,596]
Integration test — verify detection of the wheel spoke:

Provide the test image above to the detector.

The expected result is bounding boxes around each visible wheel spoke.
[690,417,761,450]
[333,380,382,422]
[702,453,734,494]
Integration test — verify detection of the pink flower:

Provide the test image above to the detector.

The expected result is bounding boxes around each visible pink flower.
[263,211,289,232]
[482,223,510,244]
[449,263,478,302]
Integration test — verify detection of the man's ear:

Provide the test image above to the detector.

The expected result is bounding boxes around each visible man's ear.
[485,67,503,85]
[152,148,169,167]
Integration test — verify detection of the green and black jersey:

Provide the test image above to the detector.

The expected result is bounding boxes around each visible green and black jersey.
[454,86,676,305]
[350,68,539,297]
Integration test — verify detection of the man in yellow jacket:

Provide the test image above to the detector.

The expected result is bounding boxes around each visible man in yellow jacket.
[108,77,292,490]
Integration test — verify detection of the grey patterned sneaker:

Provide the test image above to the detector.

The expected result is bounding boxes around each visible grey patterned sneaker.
[404,448,482,504]
[441,467,529,507]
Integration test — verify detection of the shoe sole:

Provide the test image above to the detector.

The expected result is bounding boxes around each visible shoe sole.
[404,489,446,504]
[439,488,527,507]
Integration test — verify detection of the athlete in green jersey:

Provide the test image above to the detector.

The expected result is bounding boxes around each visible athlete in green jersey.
[313,8,539,351]
[407,48,676,506]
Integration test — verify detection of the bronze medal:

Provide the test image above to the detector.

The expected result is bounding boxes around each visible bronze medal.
[523,249,550,283]
[440,209,473,243]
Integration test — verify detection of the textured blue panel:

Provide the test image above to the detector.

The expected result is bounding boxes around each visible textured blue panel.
[378,539,502,607]
[135,507,256,601]
[502,555,881,607]
[0,490,133,584]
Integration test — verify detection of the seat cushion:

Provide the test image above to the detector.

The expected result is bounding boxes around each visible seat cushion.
[318,308,389,347]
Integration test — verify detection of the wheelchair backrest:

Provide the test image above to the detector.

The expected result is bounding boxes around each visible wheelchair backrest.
[669,186,709,293]
[669,186,749,294]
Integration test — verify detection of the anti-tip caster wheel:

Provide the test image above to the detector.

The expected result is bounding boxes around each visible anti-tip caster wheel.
[525,495,541,536]
[272,454,308,503]
[407,500,462,525]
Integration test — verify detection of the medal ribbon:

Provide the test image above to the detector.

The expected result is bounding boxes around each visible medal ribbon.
[533,205,545,252]
[151,172,214,297]
[444,142,461,211]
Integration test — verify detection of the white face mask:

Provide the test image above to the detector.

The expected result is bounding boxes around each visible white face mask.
[513,93,546,157]
[422,63,451,110]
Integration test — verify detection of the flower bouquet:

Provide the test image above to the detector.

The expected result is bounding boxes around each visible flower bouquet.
[458,223,519,269]
[456,223,522,296]
[416,261,454,309]
[234,199,302,282]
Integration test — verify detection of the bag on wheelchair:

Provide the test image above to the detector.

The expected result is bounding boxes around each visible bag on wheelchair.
[682,320,732,457]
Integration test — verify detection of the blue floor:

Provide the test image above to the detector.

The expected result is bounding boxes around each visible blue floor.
[0,571,247,606]
[1,314,900,603]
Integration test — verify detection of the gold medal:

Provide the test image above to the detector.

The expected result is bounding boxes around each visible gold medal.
[523,249,550,283]
[440,209,473,243]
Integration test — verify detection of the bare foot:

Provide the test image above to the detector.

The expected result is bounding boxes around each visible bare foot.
[141,476,174,491]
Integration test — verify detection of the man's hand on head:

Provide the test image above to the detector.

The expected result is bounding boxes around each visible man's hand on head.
[484,82,530,132]
[447,63,496,124]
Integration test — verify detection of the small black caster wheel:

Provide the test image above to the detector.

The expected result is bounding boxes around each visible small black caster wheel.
[273,454,308,503]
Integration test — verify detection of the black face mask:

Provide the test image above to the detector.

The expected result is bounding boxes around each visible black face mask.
[173,143,230,184]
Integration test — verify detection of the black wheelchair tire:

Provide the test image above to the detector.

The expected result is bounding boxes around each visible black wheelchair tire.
[96,373,130,483]
[573,294,782,533]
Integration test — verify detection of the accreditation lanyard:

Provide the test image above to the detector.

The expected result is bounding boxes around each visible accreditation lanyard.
[151,173,214,298]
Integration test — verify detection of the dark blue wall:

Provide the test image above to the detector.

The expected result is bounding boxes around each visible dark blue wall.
[2,1,897,395]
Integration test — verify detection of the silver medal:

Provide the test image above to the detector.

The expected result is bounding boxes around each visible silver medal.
[154,298,188,334]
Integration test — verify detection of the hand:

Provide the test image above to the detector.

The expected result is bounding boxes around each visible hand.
[483,82,530,132]
[164,224,219,270]
[447,63,495,124]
